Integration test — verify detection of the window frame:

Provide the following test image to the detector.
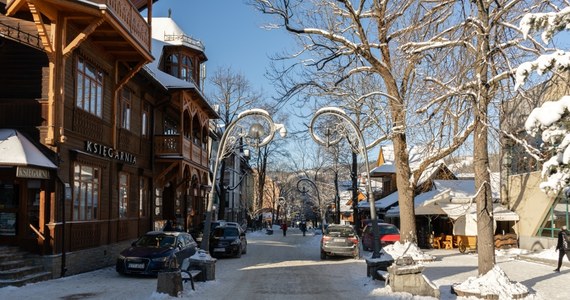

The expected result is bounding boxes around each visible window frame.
[119,172,129,219]
[76,57,104,118]
[120,88,132,130]
[72,163,100,221]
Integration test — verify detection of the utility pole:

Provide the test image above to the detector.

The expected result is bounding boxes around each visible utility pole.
[352,152,360,235]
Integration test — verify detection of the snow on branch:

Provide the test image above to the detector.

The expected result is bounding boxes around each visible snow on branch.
[514,51,570,89]
[520,7,570,43]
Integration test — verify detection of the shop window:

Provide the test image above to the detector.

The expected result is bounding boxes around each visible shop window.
[537,193,570,238]
[73,163,100,221]
[119,172,129,219]
[76,57,103,118]
[139,177,149,217]
[120,88,132,130]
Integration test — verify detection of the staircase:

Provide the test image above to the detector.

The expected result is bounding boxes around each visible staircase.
[0,246,52,288]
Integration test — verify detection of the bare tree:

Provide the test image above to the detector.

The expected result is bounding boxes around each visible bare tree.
[251,0,555,276]
[208,67,262,220]
[251,0,474,248]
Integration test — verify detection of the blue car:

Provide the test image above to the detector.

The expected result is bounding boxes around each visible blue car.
[116,231,198,276]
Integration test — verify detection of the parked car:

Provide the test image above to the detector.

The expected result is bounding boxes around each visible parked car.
[209,225,247,258]
[361,223,401,251]
[191,220,227,244]
[116,231,198,276]
[320,224,360,259]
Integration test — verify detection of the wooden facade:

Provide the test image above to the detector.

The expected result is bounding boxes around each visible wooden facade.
[0,0,217,277]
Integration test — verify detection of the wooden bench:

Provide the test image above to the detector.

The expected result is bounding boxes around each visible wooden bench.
[181,269,202,291]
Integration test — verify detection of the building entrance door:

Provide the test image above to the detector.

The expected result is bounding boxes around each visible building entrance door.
[0,180,19,245]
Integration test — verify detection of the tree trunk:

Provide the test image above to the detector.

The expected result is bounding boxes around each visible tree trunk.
[217,160,227,220]
[474,1,495,276]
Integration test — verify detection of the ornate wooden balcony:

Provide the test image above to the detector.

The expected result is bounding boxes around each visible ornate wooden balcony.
[155,135,209,167]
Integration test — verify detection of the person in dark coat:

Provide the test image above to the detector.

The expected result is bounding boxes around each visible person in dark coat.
[300,222,307,237]
[163,220,173,231]
[281,222,288,237]
[555,225,570,272]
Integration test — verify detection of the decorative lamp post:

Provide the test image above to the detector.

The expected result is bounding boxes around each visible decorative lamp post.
[309,107,382,258]
[201,109,286,251]
[296,178,323,232]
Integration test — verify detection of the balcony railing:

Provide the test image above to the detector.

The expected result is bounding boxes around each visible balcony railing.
[105,0,150,50]
[155,135,209,167]
[6,0,150,51]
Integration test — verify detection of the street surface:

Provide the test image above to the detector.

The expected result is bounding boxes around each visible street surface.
[1,227,570,299]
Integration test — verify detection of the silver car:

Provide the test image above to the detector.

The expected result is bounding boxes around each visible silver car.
[320,224,360,259]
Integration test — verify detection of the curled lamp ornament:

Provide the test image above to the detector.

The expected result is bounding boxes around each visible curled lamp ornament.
[201,108,286,252]
[309,107,355,149]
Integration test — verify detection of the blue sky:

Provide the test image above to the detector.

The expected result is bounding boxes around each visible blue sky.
[148,0,294,99]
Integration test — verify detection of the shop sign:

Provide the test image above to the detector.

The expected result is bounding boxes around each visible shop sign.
[85,141,137,164]
[16,166,50,179]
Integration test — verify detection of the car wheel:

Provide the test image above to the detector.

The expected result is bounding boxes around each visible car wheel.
[320,251,327,260]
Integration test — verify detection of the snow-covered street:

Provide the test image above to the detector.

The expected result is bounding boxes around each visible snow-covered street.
[1,227,569,300]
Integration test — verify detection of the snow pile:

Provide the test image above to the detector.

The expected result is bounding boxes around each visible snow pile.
[189,249,214,261]
[382,241,436,262]
[452,265,529,300]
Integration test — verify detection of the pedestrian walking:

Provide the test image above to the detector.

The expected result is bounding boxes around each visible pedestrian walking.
[555,225,570,272]
[300,222,307,237]
[281,222,288,237]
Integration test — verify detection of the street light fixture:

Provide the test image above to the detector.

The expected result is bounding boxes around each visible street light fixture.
[296,178,323,232]
[201,109,286,251]
[309,107,382,258]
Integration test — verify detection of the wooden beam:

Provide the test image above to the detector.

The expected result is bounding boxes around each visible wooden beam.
[26,0,53,54]
[62,17,105,57]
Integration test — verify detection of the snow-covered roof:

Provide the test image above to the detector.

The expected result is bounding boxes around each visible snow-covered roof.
[369,144,447,186]
[0,129,57,168]
[384,176,512,219]
[149,17,205,52]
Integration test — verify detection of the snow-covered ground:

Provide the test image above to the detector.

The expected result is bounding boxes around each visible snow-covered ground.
[1,226,569,300]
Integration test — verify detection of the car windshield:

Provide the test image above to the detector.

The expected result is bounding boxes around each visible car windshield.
[379,225,399,235]
[325,227,355,237]
[136,234,176,248]
[213,227,240,237]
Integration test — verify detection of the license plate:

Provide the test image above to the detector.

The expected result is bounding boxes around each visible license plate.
[214,248,225,252]
[128,263,145,269]
[334,238,345,242]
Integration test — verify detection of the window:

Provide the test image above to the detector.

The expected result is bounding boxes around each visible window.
[119,173,129,219]
[120,89,132,130]
[538,193,570,238]
[139,177,149,217]
[76,57,103,117]
[165,53,179,78]
[73,163,100,221]
[142,103,150,137]
[181,56,193,82]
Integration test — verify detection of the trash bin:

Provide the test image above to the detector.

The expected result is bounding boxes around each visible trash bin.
[189,251,217,281]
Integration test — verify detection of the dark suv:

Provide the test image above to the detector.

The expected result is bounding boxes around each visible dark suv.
[320,224,359,259]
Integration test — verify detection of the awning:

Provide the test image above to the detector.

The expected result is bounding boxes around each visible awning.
[0,129,57,169]
[441,203,519,221]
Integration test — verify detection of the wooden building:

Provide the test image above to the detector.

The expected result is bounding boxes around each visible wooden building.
[0,0,217,279]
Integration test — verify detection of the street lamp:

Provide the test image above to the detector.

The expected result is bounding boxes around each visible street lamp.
[309,107,382,258]
[296,178,323,232]
[202,109,286,251]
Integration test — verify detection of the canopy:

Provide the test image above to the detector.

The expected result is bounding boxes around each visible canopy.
[0,129,57,168]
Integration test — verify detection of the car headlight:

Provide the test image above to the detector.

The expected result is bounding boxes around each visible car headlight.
[152,256,169,262]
